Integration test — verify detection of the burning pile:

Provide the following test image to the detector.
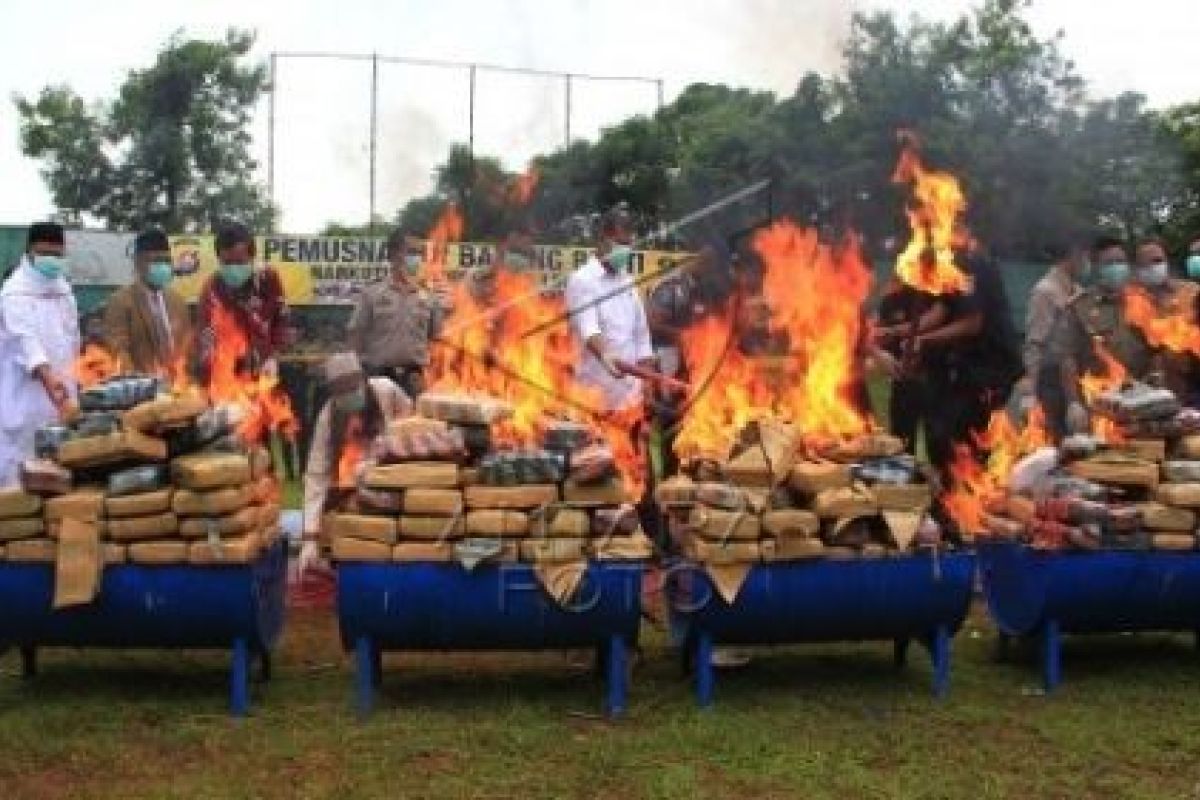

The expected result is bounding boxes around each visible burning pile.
[324,394,652,602]
[0,375,284,605]
[963,381,1200,551]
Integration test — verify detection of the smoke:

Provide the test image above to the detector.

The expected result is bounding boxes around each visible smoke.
[721,0,854,94]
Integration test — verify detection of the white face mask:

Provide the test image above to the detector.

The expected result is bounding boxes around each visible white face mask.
[1138,261,1169,287]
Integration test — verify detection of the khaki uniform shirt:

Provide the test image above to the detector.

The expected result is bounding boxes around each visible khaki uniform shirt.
[348,281,444,370]
[1023,266,1076,380]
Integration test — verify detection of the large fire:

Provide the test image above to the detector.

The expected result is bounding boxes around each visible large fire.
[673,221,873,461]
[336,414,366,489]
[1124,287,1200,356]
[204,300,298,444]
[942,405,1050,537]
[1080,338,1128,442]
[421,203,465,285]
[75,343,122,389]
[891,133,971,295]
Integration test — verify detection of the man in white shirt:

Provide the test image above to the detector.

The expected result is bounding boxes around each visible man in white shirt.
[564,214,655,412]
[0,222,79,487]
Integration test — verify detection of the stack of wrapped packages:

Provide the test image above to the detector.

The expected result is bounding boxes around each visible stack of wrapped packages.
[656,420,941,602]
[984,382,1200,551]
[0,375,282,608]
[324,392,653,602]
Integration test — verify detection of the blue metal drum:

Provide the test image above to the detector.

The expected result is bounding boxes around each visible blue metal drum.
[672,552,976,706]
[979,540,1200,692]
[336,561,644,717]
[0,540,287,715]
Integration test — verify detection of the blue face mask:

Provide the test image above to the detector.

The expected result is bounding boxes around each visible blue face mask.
[146,261,174,289]
[220,262,253,289]
[1187,255,1200,279]
[1098,262,1130,290]
[31,254,66,280]
[605,245,633,272]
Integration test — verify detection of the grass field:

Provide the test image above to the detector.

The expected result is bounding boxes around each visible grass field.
[5,604,1200,799]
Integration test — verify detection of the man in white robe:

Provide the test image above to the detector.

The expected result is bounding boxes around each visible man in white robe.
[0,223,79,487]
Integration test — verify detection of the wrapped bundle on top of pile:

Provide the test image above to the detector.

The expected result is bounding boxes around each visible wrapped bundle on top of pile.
[659,419,941,602]
[0,375,284,608]
[981,381,1200,552]
[324,392,653,603]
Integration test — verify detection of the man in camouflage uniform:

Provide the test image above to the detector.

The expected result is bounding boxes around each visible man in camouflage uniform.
[1058,236,1200,432]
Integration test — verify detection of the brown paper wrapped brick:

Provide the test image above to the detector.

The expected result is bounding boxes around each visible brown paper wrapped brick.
[761,537,825,561]
[57,430,167,470]
[813,487,878,519]
[704,562,754,604]
[1176,435,1200,460]
[106,489,174,518]
[103,543,126,565]
[688,538,762,565]
[761,509,820,538]
[415,392,513,425]
[0,517,45,542]
[123,394,208,434]
[393,541,457,562]
[1152,533,1196,551]
[530,508,590,538]
[824,433,904,463]
[364,462,459,490]
[534,561,589,605]
[325,513,399,544]
[332,536,393,562]
[873,483,932,512]
[6,537,56,562]
[45,490,106,522]
[593,531,654,560]
[694,482,749,511]
[1156,483,1200,508]
[398,515,466,540]
[53,517,103,609]
[0,489,42,519]
[465,510,530,537]
[171,453,251,490]
[464,484,559,510]
[1135,502,1196,532]
[1067,454,1159,489]
[520,538,588,562]
[128,540,189,564]
[787,461,852,496]
[1115,438,1167,463]
[172,485,254,516]
[403,488,464,516]
[20,459,72,495]
[188,533,263,565]
[562,477,628,505]
[106,512,179,542]
[178,506,262,539]
[654,475,696,508]
[690,507,761,542]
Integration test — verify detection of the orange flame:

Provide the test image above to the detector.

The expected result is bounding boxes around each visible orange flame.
[422,203,465,284]
[335,415,366,489]
[1080,339,1128,442]
[508,166,540,207]
[942,404,1050,537]
[673,221,873,462]
[1124,287,1200,356]
[427,239,646,495]
[74,343,122,389]
[891,133,971,295]
[204,300,298,443]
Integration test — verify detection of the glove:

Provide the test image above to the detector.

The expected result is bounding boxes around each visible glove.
[298,539,324,576]
[1066,401,1090,435]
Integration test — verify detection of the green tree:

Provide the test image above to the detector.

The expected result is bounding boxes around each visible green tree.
[15,28,273,232]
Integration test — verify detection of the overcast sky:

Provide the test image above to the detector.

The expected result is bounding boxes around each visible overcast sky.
[2,0,1197,232]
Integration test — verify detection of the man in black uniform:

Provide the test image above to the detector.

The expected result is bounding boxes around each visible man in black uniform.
[873,275,938,454]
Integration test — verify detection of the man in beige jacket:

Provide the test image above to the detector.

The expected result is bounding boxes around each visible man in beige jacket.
[103,229,191,376]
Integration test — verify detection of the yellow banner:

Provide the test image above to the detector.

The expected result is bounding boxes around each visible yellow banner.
[167,235,690,305]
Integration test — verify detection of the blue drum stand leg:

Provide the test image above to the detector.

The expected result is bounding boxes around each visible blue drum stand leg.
[694,631,715,709]
[355,635,377,719]
[20,645,37,679]
[923,625,951,699]
[604,634,628,718]
[230,637,250,717]
[1041,619,1062,694]
[893,638,910,668]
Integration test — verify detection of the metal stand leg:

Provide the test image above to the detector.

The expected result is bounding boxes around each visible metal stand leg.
[996,633,1012,663]
[893,638,910,668]
[355,635,375,719]
[19,646,36,679]
[1042,620,1061,694]
[372,645,383,690]
[929,626,951,699]
[695,632,715,709]
[680,630,695,677]
[604,634,628,718]
[254,648,273,684]
[230,638,250,717]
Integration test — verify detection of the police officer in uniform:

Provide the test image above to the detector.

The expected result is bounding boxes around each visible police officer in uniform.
[348,228,445,399]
